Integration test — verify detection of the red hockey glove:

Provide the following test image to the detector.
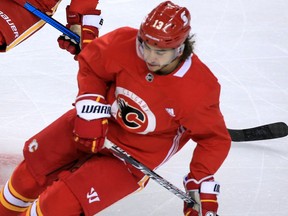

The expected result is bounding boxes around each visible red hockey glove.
[57,6,103,57]
[74,94,111,153]
[183,175,220,216]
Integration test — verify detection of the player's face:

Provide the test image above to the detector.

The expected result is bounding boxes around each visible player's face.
[141,42,180,74]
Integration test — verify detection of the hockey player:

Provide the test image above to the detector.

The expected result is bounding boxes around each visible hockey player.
[0,1,231,215]
[0,0,102,56]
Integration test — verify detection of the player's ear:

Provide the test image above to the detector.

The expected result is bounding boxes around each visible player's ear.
[177,44,185,56]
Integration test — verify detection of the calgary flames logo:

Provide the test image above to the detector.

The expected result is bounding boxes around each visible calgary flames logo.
[117,98,145,129]
[112,87,156,134]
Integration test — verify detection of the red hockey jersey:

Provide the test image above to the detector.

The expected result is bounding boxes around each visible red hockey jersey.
[77,27,231,180]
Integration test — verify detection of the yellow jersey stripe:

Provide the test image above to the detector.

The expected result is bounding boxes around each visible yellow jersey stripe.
[0,188,27,212]
[6,20,46,52]
[8,179,35,202]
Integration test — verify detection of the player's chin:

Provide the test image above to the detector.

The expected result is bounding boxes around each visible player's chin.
[146,63,161,72]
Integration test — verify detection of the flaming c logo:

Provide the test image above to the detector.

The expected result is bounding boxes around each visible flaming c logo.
[112,87,156,134]
[28,139,38,152]
[117,98,145,129]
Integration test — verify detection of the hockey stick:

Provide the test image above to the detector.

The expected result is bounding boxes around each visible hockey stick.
[228,122,288,142]
[104,139,220,215]
[104,140,197,205]
[19,2,288,143]
[19,1,80,43]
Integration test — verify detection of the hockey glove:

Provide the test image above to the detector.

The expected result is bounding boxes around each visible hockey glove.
[57,6,103,57]
[74,94,111,153]
[183,175,220,216]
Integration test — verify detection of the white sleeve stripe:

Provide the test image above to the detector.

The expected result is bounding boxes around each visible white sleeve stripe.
[83,15,103,29]
[3,181,32,208]
[30,200,38,216]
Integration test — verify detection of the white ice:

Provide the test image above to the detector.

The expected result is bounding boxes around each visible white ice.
[1,0,288,215]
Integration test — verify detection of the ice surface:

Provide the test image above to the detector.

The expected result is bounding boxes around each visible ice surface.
[1,0,288,215]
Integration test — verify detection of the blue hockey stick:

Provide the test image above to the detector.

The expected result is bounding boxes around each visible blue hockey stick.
[23,2,80,43]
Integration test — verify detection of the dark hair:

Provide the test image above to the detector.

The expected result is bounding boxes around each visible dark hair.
[179,34,195,62]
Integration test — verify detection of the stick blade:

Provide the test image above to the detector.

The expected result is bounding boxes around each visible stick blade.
[228,122,288,142]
